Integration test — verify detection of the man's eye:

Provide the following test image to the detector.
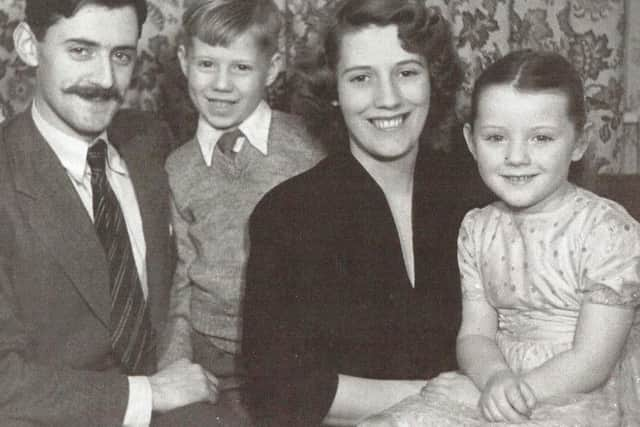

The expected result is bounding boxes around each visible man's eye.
[197,60,214,68]
[112,51,134,66]
[69,46,92,59]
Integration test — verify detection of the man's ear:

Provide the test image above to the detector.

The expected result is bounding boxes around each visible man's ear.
[177,44,188,77]
[265,51,281,87]
[571,121,592,161]
[463,122,477,160]
[13,22,39,67]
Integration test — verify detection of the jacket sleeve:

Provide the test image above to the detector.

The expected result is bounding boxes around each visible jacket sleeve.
[242,195,339,427]
[0,251,129,427]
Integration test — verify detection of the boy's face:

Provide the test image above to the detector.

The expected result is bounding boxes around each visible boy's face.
[179,32,279,131]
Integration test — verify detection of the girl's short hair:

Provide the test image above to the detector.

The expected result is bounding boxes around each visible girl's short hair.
[469,49,587,131]
[182,0,282,57]
[292,0,461,151]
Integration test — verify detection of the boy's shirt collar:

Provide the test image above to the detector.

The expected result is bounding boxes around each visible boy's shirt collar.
[31,102,128,184]
[196,100,272,167]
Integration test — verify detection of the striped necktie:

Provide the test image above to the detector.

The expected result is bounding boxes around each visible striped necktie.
[87,140,155,374]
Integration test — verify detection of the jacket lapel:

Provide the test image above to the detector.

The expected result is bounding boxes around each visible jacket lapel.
[8,112,111,327]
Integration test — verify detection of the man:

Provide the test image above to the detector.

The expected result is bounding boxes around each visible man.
[0,0,218,426]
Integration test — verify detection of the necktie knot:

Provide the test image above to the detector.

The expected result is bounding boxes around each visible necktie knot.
[216,129,244,156]
[87,140,108,176]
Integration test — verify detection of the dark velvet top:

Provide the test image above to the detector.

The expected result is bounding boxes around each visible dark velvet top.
[242,146,492,426]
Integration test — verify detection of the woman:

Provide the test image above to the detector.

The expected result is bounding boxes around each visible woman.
[241,0,490,425]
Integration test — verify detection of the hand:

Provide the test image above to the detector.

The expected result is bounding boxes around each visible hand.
[421,371,480,407]
[149,358,219,413]
[479,369,536,423]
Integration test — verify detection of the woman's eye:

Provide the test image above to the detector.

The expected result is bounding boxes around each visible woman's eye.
[399,69,419,77]
[349,74,369,83]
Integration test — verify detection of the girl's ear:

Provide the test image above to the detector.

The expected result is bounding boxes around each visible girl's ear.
[463,123,477,160]
[13,22,39,67]
[571,121,592,161]
[177,44,188,77]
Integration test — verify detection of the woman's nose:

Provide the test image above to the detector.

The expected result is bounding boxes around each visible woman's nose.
[374,76,401,109]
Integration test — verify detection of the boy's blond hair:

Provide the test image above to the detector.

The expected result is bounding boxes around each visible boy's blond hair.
[182,0,282,56]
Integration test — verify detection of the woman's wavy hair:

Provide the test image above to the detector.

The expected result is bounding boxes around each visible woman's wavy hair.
[291,0,462,152]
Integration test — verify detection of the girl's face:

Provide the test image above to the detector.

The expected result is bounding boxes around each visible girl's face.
[336,25,430,163]
[464,84,588,214]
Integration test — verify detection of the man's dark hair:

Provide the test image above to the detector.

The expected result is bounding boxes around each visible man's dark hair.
[25,0,148,40]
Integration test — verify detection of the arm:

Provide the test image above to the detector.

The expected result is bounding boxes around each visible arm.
[522,301,633,401]
[323,375,425,426]
[158,192,195,368]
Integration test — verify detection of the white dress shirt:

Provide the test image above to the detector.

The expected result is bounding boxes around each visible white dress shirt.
[197,99,272,166]
[32,102,153,427]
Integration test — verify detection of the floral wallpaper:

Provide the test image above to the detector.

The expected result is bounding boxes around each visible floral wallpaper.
[0,0,629,177]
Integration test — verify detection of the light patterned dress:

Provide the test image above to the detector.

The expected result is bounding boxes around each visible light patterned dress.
[368,185,640,427]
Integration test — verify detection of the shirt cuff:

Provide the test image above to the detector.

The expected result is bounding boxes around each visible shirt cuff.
[123,376,153,427]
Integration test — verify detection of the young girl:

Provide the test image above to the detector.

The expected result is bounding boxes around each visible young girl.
[360,49,640,426]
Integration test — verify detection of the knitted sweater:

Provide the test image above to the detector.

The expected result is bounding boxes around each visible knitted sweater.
[162,111,325,358]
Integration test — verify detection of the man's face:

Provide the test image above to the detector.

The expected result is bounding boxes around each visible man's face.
[23,5,139,141]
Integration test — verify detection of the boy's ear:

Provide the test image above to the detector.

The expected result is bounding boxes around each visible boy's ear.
[265,52,281,87]
[571,121,592,161]
[13,22,39,67]
[177,44,188,77]
[463,123,477,160]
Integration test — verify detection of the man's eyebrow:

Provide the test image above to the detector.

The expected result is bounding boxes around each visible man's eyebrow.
[64,38,137,50]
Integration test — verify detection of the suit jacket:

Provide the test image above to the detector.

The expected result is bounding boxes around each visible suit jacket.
[0,109,174,427]
[242,147,493,426]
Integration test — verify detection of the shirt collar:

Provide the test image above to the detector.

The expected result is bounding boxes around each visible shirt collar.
[31,102,128,184]
[196,100,272,166]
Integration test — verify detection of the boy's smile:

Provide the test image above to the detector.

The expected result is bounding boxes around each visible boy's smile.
[179,34,279,132]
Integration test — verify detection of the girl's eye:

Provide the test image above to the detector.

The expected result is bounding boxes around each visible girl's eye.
[484,134,505,143]
[532,135,553,143]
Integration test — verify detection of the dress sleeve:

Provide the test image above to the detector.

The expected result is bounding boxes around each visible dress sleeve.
[242,195,339,427]
[581,205,640,307]
[457,209,486,301]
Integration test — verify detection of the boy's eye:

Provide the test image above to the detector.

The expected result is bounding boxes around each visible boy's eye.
[197,60,214,69]
[234,63,253,72]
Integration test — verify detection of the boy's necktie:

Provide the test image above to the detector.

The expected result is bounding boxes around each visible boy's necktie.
[216,129,244,158]
[87,140,155,374]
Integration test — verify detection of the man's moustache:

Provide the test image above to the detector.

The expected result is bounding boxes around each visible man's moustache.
[63,85,123,102]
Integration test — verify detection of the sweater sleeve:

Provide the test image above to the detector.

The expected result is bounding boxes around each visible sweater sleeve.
[242,195,339,427]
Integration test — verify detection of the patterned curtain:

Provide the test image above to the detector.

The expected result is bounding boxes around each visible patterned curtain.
[0,0,626,179]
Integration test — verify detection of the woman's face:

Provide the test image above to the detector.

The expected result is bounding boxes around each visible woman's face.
[336,25,431,162]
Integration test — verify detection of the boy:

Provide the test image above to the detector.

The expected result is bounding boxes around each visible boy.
[159,0,325,422]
